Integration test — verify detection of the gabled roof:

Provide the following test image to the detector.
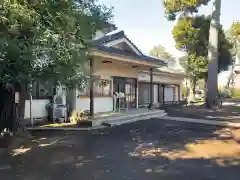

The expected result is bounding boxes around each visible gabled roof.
[92,30,143,55]
[91,30,167,66]
[92,30,125,45]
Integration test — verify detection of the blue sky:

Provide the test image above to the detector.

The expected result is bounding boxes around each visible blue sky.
[98,0,240,58]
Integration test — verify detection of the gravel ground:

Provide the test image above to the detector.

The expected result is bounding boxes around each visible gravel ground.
[164,103,240,122]
[0,119,239,180]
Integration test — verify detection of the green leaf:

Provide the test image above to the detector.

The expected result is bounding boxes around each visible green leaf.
[0,0,113,88]
[163,0,211,21]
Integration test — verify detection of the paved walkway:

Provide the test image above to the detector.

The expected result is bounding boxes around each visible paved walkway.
[1,119,239,180]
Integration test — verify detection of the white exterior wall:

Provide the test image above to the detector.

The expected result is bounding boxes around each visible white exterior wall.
[24,85,68,121]
[76,97,113,113]
[175,86,179,101]
[164,87,174,102]
[179,84,183,100]
[153,84,158,103]
[93,60,138,78]
[24,99,50,119]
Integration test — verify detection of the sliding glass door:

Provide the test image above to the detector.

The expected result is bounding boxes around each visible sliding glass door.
[113,77,137,109]
[125,82,136,109]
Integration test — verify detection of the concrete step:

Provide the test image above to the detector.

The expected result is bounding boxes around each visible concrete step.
[102,111,167,127]
[100,109,165,121]
[90,109,166,126]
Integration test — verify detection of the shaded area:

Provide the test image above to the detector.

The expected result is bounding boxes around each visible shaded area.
[164,99,240,122]
[0,119,239,180]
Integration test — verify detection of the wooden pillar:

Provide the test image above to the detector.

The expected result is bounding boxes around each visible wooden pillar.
[173,86,176,102]
[148,67,154,109]
[136,78,139,108]
[89,58,94,117]
[178,85,181,101]
[162,84,165,105]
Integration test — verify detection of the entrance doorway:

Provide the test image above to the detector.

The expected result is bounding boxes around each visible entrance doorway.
[113,77,137,109]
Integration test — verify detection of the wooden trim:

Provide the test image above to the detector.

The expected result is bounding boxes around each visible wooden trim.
[162,84,165,104]
[104,38,142,55]
[90,49,165,68]
[78,96,89,98]
[139,70,185,78]
[158,84,160,103]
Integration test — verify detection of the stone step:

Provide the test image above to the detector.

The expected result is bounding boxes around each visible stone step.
[79,110,166,127]
[102,112,167,127]
[100,109,165,121]
[89,110,165,126]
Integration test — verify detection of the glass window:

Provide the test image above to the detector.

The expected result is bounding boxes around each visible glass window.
[95,79,111,96]
[77,79,111,97]
[39,81,53,98]
[78,82,89,96]
[30,80,53,99]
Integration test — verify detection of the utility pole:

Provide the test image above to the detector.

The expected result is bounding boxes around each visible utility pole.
[29,83,33,127]
[206,0,221,108]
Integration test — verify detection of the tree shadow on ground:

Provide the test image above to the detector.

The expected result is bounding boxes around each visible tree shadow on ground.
[164,99,240,122]
[0,119,239,180]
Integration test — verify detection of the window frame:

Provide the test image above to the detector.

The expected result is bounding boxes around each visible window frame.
[26,80,54,100]
[78,79,112,98]
[95,79,112,97]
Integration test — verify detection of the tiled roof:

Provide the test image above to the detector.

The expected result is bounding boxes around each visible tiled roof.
[92,30,144,55]
[91,31,166,66]
[93,45,166,65]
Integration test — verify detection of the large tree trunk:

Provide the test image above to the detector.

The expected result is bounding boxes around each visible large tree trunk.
[0,83,28,136]
[204,78,208,104]
[13,83,30,137]
[206,0,221,108]
[0,85,15,133]
[188,77,197,102]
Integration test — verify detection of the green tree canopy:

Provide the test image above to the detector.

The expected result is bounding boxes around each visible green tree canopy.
[164,0,223,107]
[163,0,211,20]
[229,21,240,60]
[179,54,207,100]
[179,54,207,82]
[0,0,112,132]
[0,0,112,88]
[230,21,240,41]
[172,15,232,72]
[149,45,175,66]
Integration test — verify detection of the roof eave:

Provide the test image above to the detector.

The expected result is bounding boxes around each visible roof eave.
[90,48,166,67]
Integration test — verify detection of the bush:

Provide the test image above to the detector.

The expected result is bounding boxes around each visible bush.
[69,110,89,124]
[231,88,240,98]
[218,89,231,98]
